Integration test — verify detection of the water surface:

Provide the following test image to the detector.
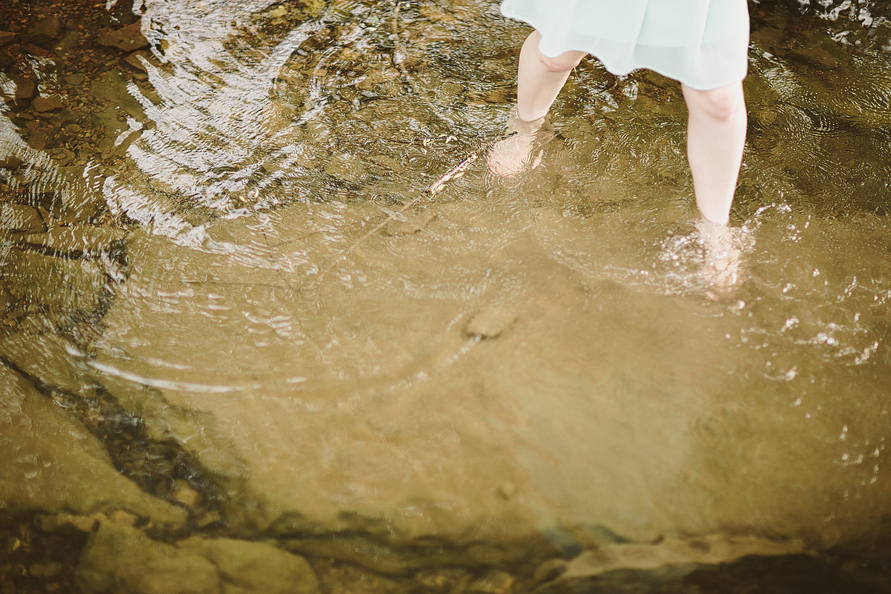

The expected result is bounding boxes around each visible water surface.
[1,0,890,592]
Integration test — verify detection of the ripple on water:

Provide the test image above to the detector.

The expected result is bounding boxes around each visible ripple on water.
[3,0,891,586]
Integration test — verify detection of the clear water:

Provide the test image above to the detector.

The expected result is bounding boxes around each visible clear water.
[1,0,890,591]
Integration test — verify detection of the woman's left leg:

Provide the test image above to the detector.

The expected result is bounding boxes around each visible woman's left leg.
[681,82,747,225]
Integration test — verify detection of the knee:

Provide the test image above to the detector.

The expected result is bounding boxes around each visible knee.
[539,51,586,73]
[685,84,746,122]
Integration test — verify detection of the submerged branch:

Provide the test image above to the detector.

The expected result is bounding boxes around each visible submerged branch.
[424,152,479,195]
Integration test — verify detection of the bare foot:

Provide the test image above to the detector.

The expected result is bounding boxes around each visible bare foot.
[696,219,752,300]
[487,108,554,177]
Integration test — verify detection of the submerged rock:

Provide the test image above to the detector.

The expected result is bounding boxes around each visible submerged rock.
[3,248,107,326]
[0,155,22,169]
[464,304,519,339]
[27,126,55,150]
[91,204,891,581]
[26,17,63,47]
[179,537,320,594]
[89,70,147,138]
[0,203,46,233]
[0,366,187,526]
[31,94,66,112]
[21,224,127,255]
[76,523,320,594]
[96,22,149,53]
[534,537,812,594]
[7,75,37,107]
[122,50,153,72]
[552,536,805,580]
[54,29,82,54]
[467,570,515,594]
[76,523,220,594]
[37,513,99,534]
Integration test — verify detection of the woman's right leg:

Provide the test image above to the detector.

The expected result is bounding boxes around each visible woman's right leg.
[517,31,587,122]
[489,31,586,175]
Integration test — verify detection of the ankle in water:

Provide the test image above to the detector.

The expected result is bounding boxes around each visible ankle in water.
[487,107,555,177]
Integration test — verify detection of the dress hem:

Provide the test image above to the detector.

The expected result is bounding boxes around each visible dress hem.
[501,3,750,90]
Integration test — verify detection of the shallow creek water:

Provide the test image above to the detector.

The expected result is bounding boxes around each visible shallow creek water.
[1,0,891,592]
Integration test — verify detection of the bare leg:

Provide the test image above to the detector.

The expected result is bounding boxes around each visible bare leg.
[681,82,747,225]
[488,31,587,175]
[517,31,587,122]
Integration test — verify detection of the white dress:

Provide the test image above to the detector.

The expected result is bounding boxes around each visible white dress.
[500,0,750,90]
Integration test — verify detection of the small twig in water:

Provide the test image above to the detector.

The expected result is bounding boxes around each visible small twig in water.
[425,152,479,196]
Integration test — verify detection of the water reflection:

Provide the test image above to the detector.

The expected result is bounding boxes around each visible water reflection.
[1,0,891,592]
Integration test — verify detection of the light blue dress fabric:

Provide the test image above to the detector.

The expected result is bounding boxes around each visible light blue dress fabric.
[500,0,750,90]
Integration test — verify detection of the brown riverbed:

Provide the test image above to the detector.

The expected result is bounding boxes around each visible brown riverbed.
[2,0,891,593]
